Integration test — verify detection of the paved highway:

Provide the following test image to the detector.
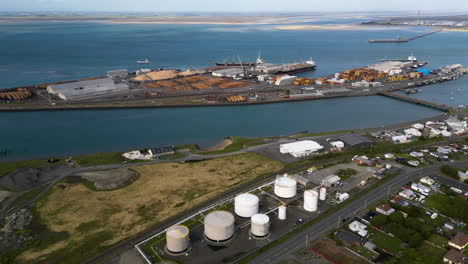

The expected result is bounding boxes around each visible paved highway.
[245,160,468,264]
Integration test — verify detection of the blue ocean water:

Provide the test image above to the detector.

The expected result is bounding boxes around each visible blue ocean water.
[0,17,466,161]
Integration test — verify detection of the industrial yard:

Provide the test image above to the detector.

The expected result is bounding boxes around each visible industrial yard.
[14,153,283,263]
[0,56,466,111]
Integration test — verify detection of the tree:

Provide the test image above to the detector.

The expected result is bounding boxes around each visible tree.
[440,165,460,180]
[371,215,388,228]
[389,211,405,224]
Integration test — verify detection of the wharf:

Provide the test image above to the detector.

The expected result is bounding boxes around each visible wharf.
[368,30,442,43]
[377,91,454,112]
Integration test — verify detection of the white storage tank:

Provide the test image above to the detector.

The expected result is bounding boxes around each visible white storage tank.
[250,214,270,238]
[204,211,235,243]
[166,225,190,254]
[235,193,259,218]
[319,187,327,201]
[303,190,318,212]
[278,205,287,220]
[274,176,297,198]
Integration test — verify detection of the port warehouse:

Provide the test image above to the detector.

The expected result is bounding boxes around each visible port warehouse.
[46,77,129,100]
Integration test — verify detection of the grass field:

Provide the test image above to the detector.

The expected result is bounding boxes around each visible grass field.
[17,153,283,263]
[368,228,403,256]
[427,233,448,248]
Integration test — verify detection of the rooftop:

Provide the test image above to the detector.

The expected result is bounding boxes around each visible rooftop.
[339,133,373,147]
[450,232,468,247]
[444,249,466,264]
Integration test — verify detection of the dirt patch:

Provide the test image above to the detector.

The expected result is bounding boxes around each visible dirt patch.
[311,239,368,264]
[0,190,12,204]
[201,138,233,151]
[74,168,139,191]
[0,165,70,192]
[19,153,283,263]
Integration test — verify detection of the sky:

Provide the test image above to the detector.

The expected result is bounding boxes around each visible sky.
[2,0,468,13]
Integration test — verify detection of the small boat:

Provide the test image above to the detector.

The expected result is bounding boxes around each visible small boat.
[137,59,150,64]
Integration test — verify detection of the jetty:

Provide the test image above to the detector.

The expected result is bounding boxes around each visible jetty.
[378,91,453,112]
[368,30,442,43]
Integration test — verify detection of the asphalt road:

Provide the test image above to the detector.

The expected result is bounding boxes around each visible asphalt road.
[244,160,468,264]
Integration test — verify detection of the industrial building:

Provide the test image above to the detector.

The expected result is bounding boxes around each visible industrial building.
[107,69,129,79]
[57,83,129,100]
[338,133,374,149]
[149,145,175,157]
[212,68,246,78]
[279,140,324,158]
[47,78,115,94]
[47,78,129,100]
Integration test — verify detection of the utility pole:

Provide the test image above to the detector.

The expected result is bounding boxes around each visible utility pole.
[306,234,308,247]
[337,216,341,228]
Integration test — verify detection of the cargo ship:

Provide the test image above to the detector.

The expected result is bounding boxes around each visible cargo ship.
[215,57,264,67]
[369,35,408,43]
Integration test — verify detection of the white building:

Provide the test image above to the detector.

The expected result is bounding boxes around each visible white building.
[457,171,468,181]
[336,192,349,203]
[437,146,452,154]
[392,135,407,143]
[410,151,424,158]
[384,153,395,159]
[420,177,435,186]
[322,175,341,187]
[404,128,422,137]
[280,140,324,158]
[412,123,425,130]
[348,220,368,237]
[330,141,345,149]
[399,189,416,199]
[411,182,431,195]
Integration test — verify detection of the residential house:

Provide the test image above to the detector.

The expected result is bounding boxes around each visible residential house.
[443,249,466,264]
[449,232,468,250]
[376,204,396,216]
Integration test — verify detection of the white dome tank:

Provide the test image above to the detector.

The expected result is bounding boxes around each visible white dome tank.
[166,225,190,254]
[278,205,287,220]
[235,193,259,218]
[274,176,297,198]
[319,187,327,201]
[204,211,235,242]
[304,190,318,212]
[250,214,270,237]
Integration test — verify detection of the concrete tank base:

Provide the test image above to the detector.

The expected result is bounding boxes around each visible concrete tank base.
[203,232,235,247]
[164,245,191,256]
[249,230,270,240]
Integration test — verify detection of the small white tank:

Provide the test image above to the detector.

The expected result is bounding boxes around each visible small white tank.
[278,205,287,220]
[303,190,318,212]
[204,211,235,242]
[274,176,297,198]
[319,187,327,201]
[166,225,190,254]
[250,214,270,237]
[235,193,259,218]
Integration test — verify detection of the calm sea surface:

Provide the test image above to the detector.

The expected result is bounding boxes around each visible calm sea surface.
[0,17,466,161]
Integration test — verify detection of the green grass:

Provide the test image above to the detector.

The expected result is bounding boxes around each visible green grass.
[349,244,379,260]
[368,228,403,256]
[336,168,357,181]
[427,234,448,248]
[0,159,65,178]
[73,151,135,167]
[418,242,446,260]
[426,193,468,222]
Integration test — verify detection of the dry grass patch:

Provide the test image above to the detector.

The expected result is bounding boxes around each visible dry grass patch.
[19,153,283,263]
